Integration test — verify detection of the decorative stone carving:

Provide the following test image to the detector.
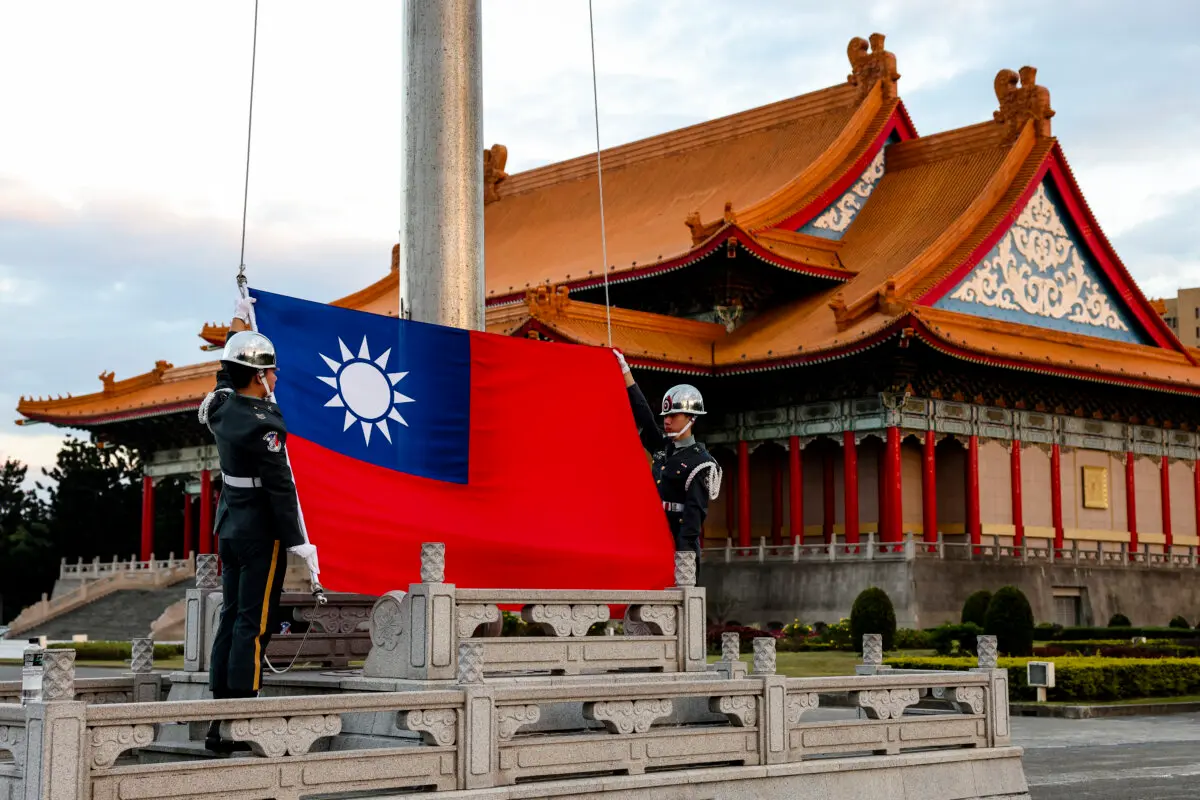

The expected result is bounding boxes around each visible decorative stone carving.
[953,686,986,715]
[861,634,882,666]
[993,65,1054,139]
[674,551,697,587]
[977,635,998,669]
[420,542,446,583]
[89,724,155,769]
[41,649,75,701]
[629,604,676,636]
[752,637,776,675]
[131,638,154,674]
[584,699,673,735]
[457,603,501,638]
[77,691,134,705]
[458,642,484,684]
[721,632,740,662]
[569,604,610,636]
[855,688,920,720]
[847,32,900,101]
[401,708,457,746]
[497,704,541,741]
[299,603,370,634]
[196,554,220,589]
[222,714,342,758]
[0,725,26,768]
[787,692,820,725]
[483,144,508,205]
[622,606,652,637]
[368,590,407,651]
[709,695,756,727]
[522,603,609,636]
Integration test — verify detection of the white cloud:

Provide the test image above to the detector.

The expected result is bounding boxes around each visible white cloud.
[0,432,69,492]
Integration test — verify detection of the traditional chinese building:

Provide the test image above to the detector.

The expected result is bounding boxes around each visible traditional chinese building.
[19,35,1200,627]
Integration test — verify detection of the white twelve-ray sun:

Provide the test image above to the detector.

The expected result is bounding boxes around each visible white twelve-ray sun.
[317,336,414,445]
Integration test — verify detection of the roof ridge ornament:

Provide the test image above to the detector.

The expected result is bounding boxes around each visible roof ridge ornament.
[993,66,1054,140]
[526,284,570,316]
[847,33,900,102]
[684,201,736,247]
[484,144,509,205]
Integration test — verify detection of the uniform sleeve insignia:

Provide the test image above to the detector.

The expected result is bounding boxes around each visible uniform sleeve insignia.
[263,431,282,453]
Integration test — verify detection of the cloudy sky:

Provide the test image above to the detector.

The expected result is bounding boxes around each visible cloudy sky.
[2,0,1198,487]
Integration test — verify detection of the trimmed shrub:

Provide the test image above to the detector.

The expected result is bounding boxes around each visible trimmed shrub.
[1108,613,1132,627]
[884,655,1200,703]
[1170,615,1191,629]
[1052,626,1200,642]
[46,642,185,661]
[984,586,1035,657]
[894,628,933,650]
[930,623,981,656]
[850,587,897,652]
[961,590,993,628]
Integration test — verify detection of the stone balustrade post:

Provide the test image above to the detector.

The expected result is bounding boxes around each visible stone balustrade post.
[752,637,776,676]
[672,552,706,672]
[364,542,457,680]
[458,641,496,789]
[185,554,222,673]
[130,638,161,703]
[976,635,998,670]
[855,633,885,675]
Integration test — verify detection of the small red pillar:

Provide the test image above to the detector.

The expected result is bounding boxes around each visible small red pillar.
[1051,443,1064,554]
[1161,455,1173,552]
[183,494,194,557]
[967,435,981,547]
[198,469,213,556]
[140,475,154,562]
[770,452,783,546]
[822,448,835,545]
[737,441,751,549]
[788,436,803,544]
[1011,441,1024,548]
[922,434,937,545]
[884,427,902,544]
[842,431,859,545]
[1194,461,1200,551]
[1126,452,1139,556]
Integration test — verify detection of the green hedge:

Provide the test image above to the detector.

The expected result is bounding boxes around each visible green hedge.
[46,642,185,661]
[884,655,1200,702]
[1048,626,1200,642]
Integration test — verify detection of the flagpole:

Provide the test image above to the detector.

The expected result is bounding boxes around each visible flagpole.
[401,0,484,331]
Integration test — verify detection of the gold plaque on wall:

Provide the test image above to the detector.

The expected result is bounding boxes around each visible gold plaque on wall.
[1082,466,1109,509]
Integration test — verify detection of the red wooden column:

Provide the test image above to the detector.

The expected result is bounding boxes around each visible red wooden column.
[770,452,783,546]
[198,469,213,556]
[183,494,194,557]
[843,431,860,545]
[822,448,835,545]
[1011,441,1024,549]
[1194,461,1200,551]
[737,441,751,549]
[967,435,981,547]
[922,434,937,546]
[1126,452,1139,557]
[140,476,155,561]
[884,427,902,545]
[788,436,803,544]
[1161,456,1173,552]
[1050,443,1064,554]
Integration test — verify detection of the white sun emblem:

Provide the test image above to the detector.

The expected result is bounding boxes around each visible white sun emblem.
[317,336,414,445]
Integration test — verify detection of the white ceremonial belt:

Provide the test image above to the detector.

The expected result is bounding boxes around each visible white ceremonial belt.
[662,502,685,513]
[222,473,262,489]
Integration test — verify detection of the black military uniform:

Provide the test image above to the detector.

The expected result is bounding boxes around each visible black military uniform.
[626,384,720,567]
[200,332,306,704]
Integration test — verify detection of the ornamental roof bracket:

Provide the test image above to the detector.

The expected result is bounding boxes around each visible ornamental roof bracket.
[684,201,736,246]
[847,33,900,102]
[525,283,570,316]
[484,144,509,205]
[993,66,1054,141]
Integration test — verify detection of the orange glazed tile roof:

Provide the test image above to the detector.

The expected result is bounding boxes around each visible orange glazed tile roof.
[18,361,219,425]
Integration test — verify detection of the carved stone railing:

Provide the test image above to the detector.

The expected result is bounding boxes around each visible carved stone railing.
[60,554,194,581]
[363,547,706,680]
[8,559,196,637]
[263,592,376,668]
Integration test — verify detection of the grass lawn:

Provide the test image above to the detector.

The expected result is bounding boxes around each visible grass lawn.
[706,649,937,677]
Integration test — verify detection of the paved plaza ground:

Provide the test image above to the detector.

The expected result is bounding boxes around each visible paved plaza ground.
[1,663,1196,796]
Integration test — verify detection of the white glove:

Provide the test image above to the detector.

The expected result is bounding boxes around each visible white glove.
[233,295,256,324]
[288,543,320,578]
[613,348,630,375]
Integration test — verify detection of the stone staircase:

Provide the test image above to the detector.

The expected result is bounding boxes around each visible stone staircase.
[20,583,191,641]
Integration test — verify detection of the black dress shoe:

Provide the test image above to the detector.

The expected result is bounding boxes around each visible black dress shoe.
[204,722,252,755]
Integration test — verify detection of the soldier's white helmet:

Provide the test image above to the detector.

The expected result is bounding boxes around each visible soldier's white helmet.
[660,384,706,416]
[221,331,277,370]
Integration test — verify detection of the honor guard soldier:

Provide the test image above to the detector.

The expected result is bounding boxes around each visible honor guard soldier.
[614,349,721,570]
[197,296,320,754]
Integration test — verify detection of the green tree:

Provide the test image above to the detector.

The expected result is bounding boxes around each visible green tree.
[984,586,1035,657]
[1107,613,1131,627]
[0,459,52,623]
[850,587,897,652]
[961,590,992,628]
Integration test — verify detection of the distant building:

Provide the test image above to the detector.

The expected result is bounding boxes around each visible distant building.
[1153,290,1200,346]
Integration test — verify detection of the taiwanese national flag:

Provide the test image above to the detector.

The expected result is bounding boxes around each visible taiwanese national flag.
[249,289,675,595]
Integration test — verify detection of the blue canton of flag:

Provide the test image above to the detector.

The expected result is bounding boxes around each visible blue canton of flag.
[250,289,470,484]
